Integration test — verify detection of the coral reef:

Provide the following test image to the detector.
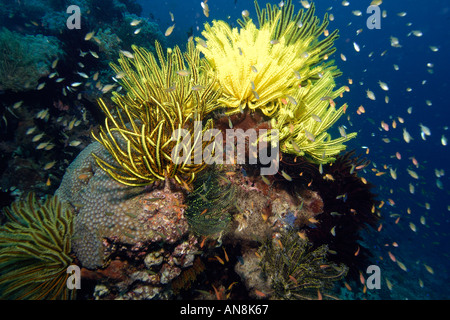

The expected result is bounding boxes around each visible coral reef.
[0,0,380,301]
[55,141,193,269]
[269,151,380,280]
[0,193,75,299]
[0,28,63,92]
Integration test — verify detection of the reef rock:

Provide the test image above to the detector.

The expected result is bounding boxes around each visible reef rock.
[56,142,192,269]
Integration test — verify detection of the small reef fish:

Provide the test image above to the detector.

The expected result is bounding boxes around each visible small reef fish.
[32,132,45,142]
[388,251,396,262]
[119,50,134,59]
[420,216,426,225]
[390,36,402,48]
[389,168,397,180]
[114,71,125,79]
[90,50,99,58]
[311,114,322,122]
[43,160,56,170]
[441,135,448,146]
[164,84,177,92]
[281,170,292,181]
[177,69,191,76]
[52,58,59,69]
[77,71,89,79]
[36,82,46,90]
[419,123,431,136]
[403,128,412,143]
[69,140,82,147]
[330,226,336,236]
[26,126,37,135]
[286,95,297,105]
[12,101,23,109]
[424,264,434,275]
[336,193,347,202]
[84,31,95,41]
[165,24,175,36]
[36,141,50,150]
[130,19,141,26]
[366,89,376,100]
[191,85,205,91]
[407,169,419,179]
[386,278,393,291]
[101,84,116,93]
[36,108,49,119]
[197,38,207,48]
[304,130,315,142]
[338,126,347,138]
[378,81,389,91]
[429,46,439,52]
[397,260,408,272]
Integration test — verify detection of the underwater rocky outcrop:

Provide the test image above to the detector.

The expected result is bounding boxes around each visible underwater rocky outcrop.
[0,0,381,300]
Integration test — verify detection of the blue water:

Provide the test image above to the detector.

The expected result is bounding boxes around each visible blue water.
[139,0,450,299]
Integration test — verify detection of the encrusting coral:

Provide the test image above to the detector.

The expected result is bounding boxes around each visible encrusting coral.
[0,193,75,300]
[55,142,193,269]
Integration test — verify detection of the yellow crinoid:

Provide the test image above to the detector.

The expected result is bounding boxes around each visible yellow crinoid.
[197,0,340,116]
[268,71,357,164]
[92,41,223,187]
[0,193,75,300]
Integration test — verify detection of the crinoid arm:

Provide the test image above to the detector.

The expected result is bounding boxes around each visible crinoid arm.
[92,41,223,187]
[198,0,340,117]
[0,193,75,300]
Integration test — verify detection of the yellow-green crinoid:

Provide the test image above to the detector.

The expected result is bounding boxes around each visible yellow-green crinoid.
[0,193,75,300]
[197,0,340,116]
[92,41,223,187]
[268,71,357,164]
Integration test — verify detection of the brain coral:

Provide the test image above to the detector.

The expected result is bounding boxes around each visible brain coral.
[56,141,189,269]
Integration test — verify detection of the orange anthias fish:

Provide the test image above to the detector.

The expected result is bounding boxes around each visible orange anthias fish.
[388,251,396,262]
